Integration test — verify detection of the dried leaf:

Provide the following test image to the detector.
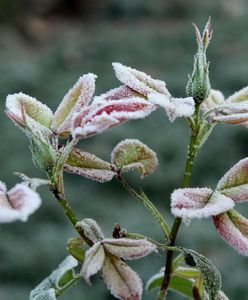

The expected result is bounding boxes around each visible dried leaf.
[148,93,195,122]
[102,253,142,300]
[52,73,97,137]
[81,242,105,283]
[112,62,168,96]
[0,182,41,223]
[213,210,248,256]
[217,158,248,202]
[171,188,234,224]
[64,147,116,183]
[76,218,104,243]
[111,139,158,178]
[102,238,157,260]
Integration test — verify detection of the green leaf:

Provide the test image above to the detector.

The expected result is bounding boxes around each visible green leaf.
[111,139,158,178]
[174,267,200,279]
[64,147,116,183]
[29,256,79,300]
[67,237,85,264]
[146,272,194,298]
[182,248,222,300]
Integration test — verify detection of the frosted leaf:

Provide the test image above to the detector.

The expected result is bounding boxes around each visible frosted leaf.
[0,183,41,223]
[226,86,248,104]
[182,248,221,300]
[213,106,248,124]
[52,73,97,137]
[171,188,234,224]
[81,242,105,283]
[102,254,142,300]
[111,139,158,178]
[102,238,157,260]
[112,62,169,96]
[217,158,248,202]
[64,147,116,183]
[93,85,141,103]
[213,210,248,256]
[76,218,104,243]
[5,93,53,136]
[217,290,229,300]
[201,89,225,113]
[148,93,195,122]
[30,256,78,300]
[73,98,156,140]
[14,172,49,190]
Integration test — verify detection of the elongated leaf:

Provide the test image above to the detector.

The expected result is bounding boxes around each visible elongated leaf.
[30,256,78,300]
[111,139,158,178]
[64,147,116,183]
[102,253,142,300]
[213,209,248,256]
[182,249,222,300]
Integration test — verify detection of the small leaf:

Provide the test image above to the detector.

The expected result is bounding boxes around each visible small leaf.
[102,253,143,300]
[217,158,248,203]
[226,86,248,104]
[30,256,78,300]
[213,209,248,256]
[67,237,85,264]
[5,92,53,136]
[81,242,105,283]
[52,73,97,137]
[0,182,41,223]
[112,62,168,97]
[64,147,116,183]
[182,248,222,300]
[174,267,200,279]
[76,218,104,243]
[201,89,225,113]
[111,139,158,178]
[171,188,234,224]
[102,238,157,260]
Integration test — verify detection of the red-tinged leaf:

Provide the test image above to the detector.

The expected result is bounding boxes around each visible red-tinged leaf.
[217,158,248,202]
[102,238,157,260]
[111,139,158,178]
[64,147,116,183]
[0,182,41,223]
[72,98,156,140]
[94,85,141,102]
[52,73,97,137]
[102,254,142,300]
[171,188,234,223]
[112,62,168,97]
[81,242,105,283]
[213,210,248,256]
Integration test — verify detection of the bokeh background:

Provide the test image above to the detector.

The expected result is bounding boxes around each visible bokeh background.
[0,0,248,299]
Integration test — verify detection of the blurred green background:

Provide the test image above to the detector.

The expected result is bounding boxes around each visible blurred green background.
[0,0,248,299]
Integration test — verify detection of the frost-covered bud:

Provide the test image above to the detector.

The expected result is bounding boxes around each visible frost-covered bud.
[186,18,212,103]
[30,132,56,172]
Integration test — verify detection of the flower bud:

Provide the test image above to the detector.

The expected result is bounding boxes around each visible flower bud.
[186,18,212,103]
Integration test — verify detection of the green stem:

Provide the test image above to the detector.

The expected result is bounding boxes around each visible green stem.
[157,103,201,300]
[49,175,93,247]
[118,174,171,241]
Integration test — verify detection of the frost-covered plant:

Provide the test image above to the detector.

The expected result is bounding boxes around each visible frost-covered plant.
[3,18,248,300]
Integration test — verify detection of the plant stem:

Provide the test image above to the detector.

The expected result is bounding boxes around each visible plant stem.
[157,103,201,300]
[117,174,171,241]
[49,175,93,246]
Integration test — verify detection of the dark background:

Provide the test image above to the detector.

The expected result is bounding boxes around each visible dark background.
[0,0,248,299]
